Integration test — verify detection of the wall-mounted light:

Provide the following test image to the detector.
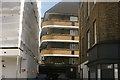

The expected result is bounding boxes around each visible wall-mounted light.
[3,64,6,67]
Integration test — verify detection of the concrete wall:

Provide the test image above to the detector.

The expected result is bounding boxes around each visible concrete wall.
[0,50,38,78]
[0,2,20,47]
[0,49,19,78]
[27,54,38,78]
[19,51,38,78]
[21,2,39,58]
[0,49,20,56]
[19,2,39,78]
[0,1,40,78]
[2,57,17,78]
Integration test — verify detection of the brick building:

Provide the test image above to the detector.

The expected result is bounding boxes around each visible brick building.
[79,2,120,79]
[40,2,80,79]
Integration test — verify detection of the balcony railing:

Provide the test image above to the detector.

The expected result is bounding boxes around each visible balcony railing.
[42,20,79,26]
[40,48,79,56]
[41,34,79,41]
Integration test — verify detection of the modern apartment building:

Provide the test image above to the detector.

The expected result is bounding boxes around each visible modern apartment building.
[79,2,120,79]
[0,1,40,79]
[40,2,79,79]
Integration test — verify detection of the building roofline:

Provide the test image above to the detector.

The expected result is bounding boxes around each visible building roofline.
[43,2,79,21]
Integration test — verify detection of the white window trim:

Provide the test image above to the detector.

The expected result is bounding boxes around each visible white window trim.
[94,0,96,5]
[87,2,90,17]
[93,20,97,45]
[87,30,90,49]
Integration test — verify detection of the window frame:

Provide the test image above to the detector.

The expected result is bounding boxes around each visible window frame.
[93,19,97,45]
[87,29,90,49]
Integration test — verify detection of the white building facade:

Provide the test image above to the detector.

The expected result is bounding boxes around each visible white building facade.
[0,0,40,79]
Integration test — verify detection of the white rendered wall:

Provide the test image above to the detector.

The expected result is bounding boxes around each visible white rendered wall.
[0,2,20,47]
[2,57,17,78]
[0,49,20,78]
[0,1,40,78]
[0,49,20,56]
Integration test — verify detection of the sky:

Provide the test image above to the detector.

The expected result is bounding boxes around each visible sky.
[41,0,62,18]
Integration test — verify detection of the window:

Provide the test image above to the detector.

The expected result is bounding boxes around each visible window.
[70,44,78,50]
[70,16,78,22]
[70,30,78,36]
[87,30,90,49]
[69,58,77,64]
[93,20,97,44]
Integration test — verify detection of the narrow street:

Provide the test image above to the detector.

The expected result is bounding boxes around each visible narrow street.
[0,0,120,80]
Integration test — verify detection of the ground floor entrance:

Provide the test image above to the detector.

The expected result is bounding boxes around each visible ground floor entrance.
[39,64,77,80]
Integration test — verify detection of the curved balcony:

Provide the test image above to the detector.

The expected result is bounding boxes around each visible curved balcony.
[42,20,79,26]
[40,48,79,57]
[41,34,79,41]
